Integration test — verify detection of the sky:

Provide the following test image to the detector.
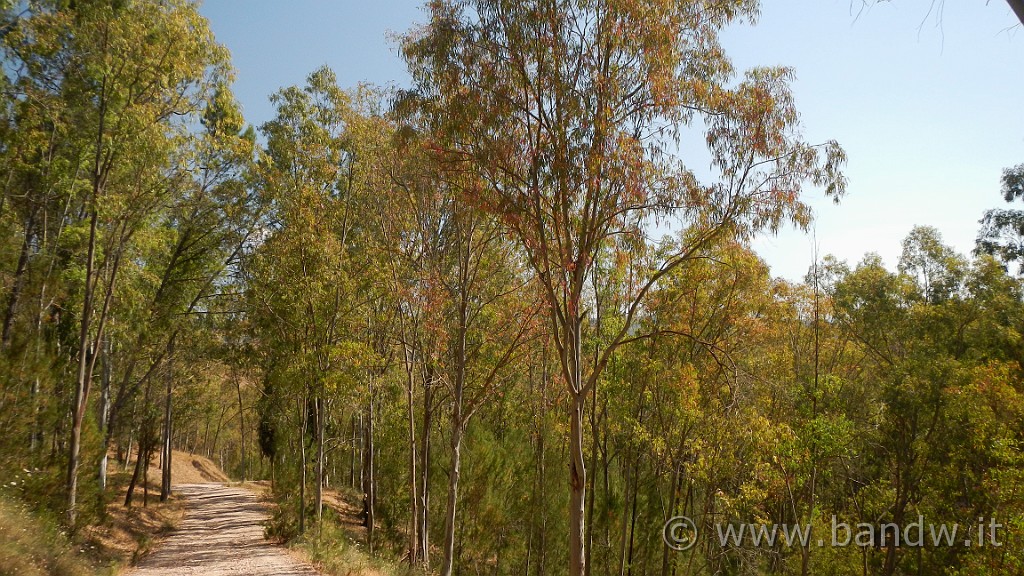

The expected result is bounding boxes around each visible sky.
[199,0,1024,281]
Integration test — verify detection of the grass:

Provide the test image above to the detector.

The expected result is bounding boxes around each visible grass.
[0,495,92,576]
[263,483,423,576]
[0,460,185,576]
[293,520,415,576]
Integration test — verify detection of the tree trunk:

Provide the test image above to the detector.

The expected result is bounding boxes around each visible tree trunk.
[299,395,308,534]
[420,366,433,569]
[126,381,154,508]
[125,432,145,507]
[361,383,375,553]
[315,397,324,525]
[441,421,464,576]
[661,464,682,576]
[237,376,247,481]
[585,383,598,576]
[160,350,173,502]
[98,339,112,491]
[441,278,471,576]
[66,208,99,527]
[404,345,419,565]
[1,210,34,348]
[350,414,358,489]
[143,439,152,507]
[569,391,587,576]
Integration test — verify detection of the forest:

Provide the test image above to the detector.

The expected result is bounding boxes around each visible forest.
[0,1,1023,575]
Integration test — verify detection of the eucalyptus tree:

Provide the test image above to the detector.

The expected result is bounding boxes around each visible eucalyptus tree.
[976,164,1024,272]
[401,1,846,572]
[246,68,382,533]
[0,0,231,525]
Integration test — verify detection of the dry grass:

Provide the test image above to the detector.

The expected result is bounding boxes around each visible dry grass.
[282,485,419,576]
[0,496,92,576]
[0,448,229,576]
[163,451,229,485]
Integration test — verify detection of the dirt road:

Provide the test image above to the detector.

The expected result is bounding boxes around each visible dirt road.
[127,483,321,576]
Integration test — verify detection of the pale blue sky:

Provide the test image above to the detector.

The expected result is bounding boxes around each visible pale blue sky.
[200,0,1024,281]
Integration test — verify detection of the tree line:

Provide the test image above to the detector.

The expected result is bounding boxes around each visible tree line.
[1,1,1022,576]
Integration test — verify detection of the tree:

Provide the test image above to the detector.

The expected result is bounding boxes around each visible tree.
[401,1,846,573]
[976,164,1024,272]
[246,68,383,535]
[0,0,230,525]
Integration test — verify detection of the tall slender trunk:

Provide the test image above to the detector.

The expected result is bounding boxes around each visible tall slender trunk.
[532,344,550,576]
[125,432,145,507]
[67,67,110,527]
[420,366,433,569]
[66,209,99,526]
[237,376,247,481]
[350,414,357,489]
[299,395,308,534]
[143,439,152,507]
[124,426,133,472]
[441,420,464,576]
[569,389,587,576]
[441,276,470,576]
[585,383,598,576]
[625,464,640,576]
[617,446,633,576]
[1,210,34,348]
[315,396,325,525]
[362,379,375,553]
[98,339,112,490]
[559,298,588,576]
[160,343,174,502]
[404,346,419,565]
[661,463,682,576]
[126,379,154,507]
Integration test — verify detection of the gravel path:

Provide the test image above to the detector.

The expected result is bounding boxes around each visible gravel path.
[127,483,321,576]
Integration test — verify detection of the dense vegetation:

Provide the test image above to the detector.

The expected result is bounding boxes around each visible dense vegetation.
[1,1,1022,575]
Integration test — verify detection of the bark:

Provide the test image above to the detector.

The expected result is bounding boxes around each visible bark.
[569,392,587,576]
[299,395,308,534]
[315,397,324,525]
[585,383,598,576]
[661,464,682,576]
[441,269,470,576]
[625,466,640,576]
[361,382,376,553]
[419,366,433,568]
[1,209,35,348]
[237,376,247,481]
[98,339,112,490]
[125,433,145,507]
[403,345,419,565]
[65,209,99,526]
[143,440,152,507]
[441,422,464,576]
[350,414,358,489]
[126,380,155,507]
[160,347,173,502]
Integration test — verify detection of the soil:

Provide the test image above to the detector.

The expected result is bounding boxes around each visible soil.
[125,483,321,576]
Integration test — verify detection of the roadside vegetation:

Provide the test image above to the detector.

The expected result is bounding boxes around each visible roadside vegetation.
[1,1,1023,576]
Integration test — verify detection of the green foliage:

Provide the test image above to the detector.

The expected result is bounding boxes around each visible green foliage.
[0,3,1022,576]
[976,164,1024,272]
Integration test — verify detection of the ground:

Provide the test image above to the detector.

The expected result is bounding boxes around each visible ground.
[125,483,321,576]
